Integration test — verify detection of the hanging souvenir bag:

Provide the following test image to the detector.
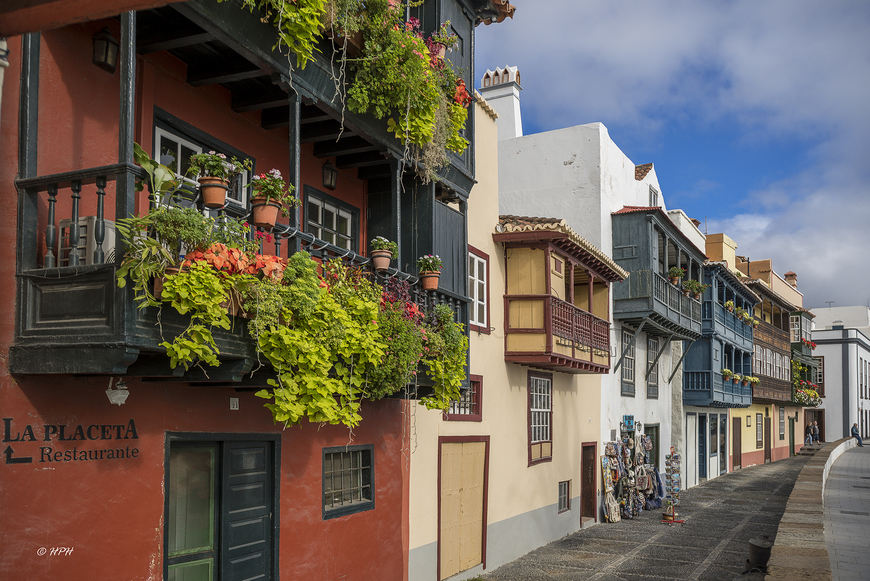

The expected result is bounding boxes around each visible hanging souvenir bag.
[605,442,617,456]
[643,435,653,451]
[605,491,621,523]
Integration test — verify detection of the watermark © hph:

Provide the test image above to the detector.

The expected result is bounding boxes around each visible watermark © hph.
[37,547,74,556]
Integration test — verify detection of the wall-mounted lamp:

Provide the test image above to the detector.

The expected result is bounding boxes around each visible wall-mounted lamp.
[106,378,129,406]
[322,161,338,190]
[92,27,119,74]
[746,415,752,427]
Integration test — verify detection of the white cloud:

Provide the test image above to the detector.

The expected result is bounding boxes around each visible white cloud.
[476,0,870,307]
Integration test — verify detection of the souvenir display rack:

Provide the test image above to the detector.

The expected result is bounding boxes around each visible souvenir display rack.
[663,446,681,522]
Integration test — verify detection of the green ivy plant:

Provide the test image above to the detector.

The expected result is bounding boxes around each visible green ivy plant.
[255,253,384,427]
[420,303,468,410]
[158,261,231,370]
[231,0,329,69]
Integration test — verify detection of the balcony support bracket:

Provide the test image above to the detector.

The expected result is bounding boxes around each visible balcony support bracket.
[613,320,645,373]
[645,332,673,379]
[669,339,696,383]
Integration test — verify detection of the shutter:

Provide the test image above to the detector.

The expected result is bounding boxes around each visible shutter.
[221,442,273,581]
[434,200,466,295]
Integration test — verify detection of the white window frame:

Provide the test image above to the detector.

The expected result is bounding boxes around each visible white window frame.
[306,195,354,251]
[154,126,250,209]
[558,480,570,513]
[755,345,764,376]
[790,314,801,343]
[530,375,552,444]
[468,250,488,330]
[622,330,635,385]
[647,336,659,398]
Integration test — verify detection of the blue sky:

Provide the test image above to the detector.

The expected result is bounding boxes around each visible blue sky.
[474,0,870,310]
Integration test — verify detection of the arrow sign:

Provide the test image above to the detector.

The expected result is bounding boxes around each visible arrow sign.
[4,446,33,464]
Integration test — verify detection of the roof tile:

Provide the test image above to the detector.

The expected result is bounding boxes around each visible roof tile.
[635,163,653,181]
[496,215,628,280]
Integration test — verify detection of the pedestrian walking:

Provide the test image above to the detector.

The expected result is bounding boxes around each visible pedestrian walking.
[805,422,813,445]
[851,423,864,447]
[812,421,820,444]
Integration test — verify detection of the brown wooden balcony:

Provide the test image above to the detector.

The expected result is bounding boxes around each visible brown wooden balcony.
[752,377,793,404]
[505,294,610,374]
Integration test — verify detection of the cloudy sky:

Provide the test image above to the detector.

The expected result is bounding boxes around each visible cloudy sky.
[474,0,870,310]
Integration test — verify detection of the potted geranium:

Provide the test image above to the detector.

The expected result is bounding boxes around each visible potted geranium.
[668,266,685,285]
[735,306,746,320]
[417,254,443,291]
[187,151,250,208]
[249,168,298,229]
[724,300,734,313]
[369,236,398,272]
[426,21,458,59]
[747,376,760,386]
[721,368,733,381]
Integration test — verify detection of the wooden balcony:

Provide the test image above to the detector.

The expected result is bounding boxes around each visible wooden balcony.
[755,321,790,352]
[684,371,752,407]
[752,377,793,404]
[613,270,701,340]
[10,165,465,384]
[505,295,610,374]
[704,302,753,350]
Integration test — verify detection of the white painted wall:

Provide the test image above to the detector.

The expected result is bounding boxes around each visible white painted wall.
[813,327,870,440]
[495,116,683,506]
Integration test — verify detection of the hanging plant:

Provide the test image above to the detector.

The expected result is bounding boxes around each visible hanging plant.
[230,0,330,69]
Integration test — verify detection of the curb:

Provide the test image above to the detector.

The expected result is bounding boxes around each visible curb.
[765,437,857,581]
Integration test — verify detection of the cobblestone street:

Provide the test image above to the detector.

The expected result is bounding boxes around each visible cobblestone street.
[482,456,811,581]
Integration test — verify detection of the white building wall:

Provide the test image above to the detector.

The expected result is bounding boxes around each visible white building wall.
[495,117,683,505]
[813,327,870,440]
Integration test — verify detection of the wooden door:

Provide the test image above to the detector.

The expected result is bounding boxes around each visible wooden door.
[440,441,487,580]
[732,418,742,470]
[221,441,273,581]
[788,417,795,456]
[581,444,596,520]
[764,418,772,463]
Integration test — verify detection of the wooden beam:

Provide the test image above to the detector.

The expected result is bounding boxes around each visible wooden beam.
[137,26,212,53]
[300,106,332,124]
[261,107,290,130]
[187,62,265,86]
[357,164,393,180]
[300,120,347,143]
[232,89,289,113]
[313,136,377,158]
[336,150,388,169]
[0,0,171,36]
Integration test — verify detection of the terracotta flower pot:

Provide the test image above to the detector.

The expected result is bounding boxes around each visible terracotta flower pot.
[732,377,739,384]
[742,379,749,386]
[250,196,282,230]
[370,249,393,272]
[682,289,690,297]
[199,177,228,208]
[153,266,181,301]
[693,292,702,300]
[669,277,679,285]
[420,270,440,291]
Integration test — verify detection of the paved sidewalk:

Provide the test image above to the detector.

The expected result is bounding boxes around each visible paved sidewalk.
[481,456,810,581]
[824,445,870,581]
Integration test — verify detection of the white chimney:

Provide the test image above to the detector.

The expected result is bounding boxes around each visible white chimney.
[478,66,523,139]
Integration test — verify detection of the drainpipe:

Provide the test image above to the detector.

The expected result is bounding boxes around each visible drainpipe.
[0,38,9,138]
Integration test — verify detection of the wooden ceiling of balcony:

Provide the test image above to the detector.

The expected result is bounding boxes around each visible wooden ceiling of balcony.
[135,6,390,173]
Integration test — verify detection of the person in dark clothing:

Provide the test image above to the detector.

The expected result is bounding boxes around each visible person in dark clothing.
[852,423,864,447]
[805,423,813,445]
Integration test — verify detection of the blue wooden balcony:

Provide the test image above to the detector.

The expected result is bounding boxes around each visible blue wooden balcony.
[613,269,701,340]
[704,302,753,350]
[684,371,752,407]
